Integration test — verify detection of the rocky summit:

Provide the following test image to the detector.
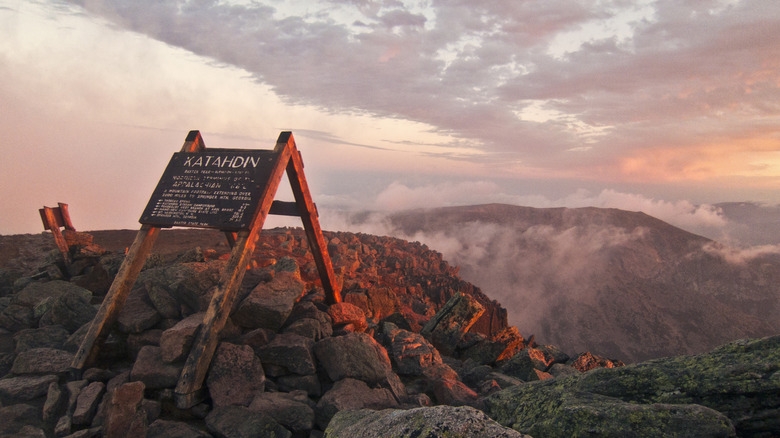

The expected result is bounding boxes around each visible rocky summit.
[0,227,777,437]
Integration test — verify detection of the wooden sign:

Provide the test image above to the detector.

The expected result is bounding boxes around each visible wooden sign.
[140,150,277,230]
[71,131,341,409]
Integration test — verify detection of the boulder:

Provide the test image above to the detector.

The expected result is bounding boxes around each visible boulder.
[13,325,70,353]
[325,405,530,438]
[147,419,212,438]
[205,405,291,438]
[276,374,322,397]
[256,332,316,376]
[315,378,399,429]
[249,390,315,433]
[72,381,105,426]
[485,381,736,437]
[159,312,203,363]
[421,293,484,356]
[327,302,368,333]
[570,351,624,372]
[145,283,181,319]
[431,378,479,406]
[129,346,182,389]
[0,374,58,404]
[126,329,162,360]
[12,280,91,308]
[485,336,780,437]
[206,342,265,408]
[0,303,35,331]
[36,288,97,332]
[43,380,65,423]
[383,323,443,376]
[117,287,161,333]
[460,326,525,365]
[233,272,304,331]
[499,348,554,382]
[11,347,73,375]
[135,262,223,315]
[104,381,147,438]
[0,404,45,437]
[575,335,780,436]
[314,332,405,398]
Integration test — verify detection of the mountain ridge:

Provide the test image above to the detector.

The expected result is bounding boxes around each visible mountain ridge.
[367,203,780,362]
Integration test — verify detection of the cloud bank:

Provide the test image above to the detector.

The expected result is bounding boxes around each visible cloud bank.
[67,0,780,183]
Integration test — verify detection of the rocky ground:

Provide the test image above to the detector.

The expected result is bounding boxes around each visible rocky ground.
[0,228,777,437]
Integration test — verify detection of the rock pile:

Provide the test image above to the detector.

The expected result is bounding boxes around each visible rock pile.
[0,228,776,437]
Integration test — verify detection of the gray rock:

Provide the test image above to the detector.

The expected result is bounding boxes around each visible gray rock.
[37,289,97,332]
[130,346,182,389]
[499,348,551,381]
[484,336,780,437]
[72,381,105,426]
[43,381,65,423]
[12,425,47,437]
[160,313,203,363]
[126,329,162,360]
[11,347,73,375]
[147,419,212,438]
[315,378,399,430]
[249,391,315,433]
[384,323,443,376]
[548,363,580,378]
[55,414,72,437]
[0,351,14,376]
[206,342,265,408]
[145,283,181,319]
[431,378,479,406]
[314,332,405,398]
[117,287,161,333]
[240,327,274,353]
[0,303,35,331]
[205,405,291,438]
[12,280,91,308]
[0,404,44,436]
[275,374,322,397]
[64,379,88,417]
[104,381,147,438]
[324,405,530,438]
[486,384,735,438]
[257,333,316,376]
[135,262,223,315]
[13,325,70,353]
[420,293,484,356]
[233,272,304,331]
[283,317,330,340]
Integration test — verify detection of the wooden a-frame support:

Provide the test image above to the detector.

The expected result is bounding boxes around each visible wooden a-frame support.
[70,131,341,408]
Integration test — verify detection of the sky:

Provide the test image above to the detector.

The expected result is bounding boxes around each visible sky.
[2,0,780,239]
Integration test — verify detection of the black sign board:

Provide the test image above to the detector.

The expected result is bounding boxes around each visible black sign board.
[140,150,276,230]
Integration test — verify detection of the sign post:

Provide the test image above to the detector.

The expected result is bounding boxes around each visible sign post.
[70,131,341,408]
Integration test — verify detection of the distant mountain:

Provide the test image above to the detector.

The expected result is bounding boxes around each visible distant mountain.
[714,202,780,246]
[360,203,780,363]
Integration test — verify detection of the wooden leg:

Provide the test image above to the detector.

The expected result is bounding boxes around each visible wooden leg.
[174,230,256,408]
[287,150,341,304]
[69,225,160,377]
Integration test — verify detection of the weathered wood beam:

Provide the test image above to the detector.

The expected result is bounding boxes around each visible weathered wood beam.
[285,134,342,305]
[69,224,160,376]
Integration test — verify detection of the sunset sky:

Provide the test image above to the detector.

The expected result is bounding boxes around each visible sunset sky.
[2,0,779,236]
